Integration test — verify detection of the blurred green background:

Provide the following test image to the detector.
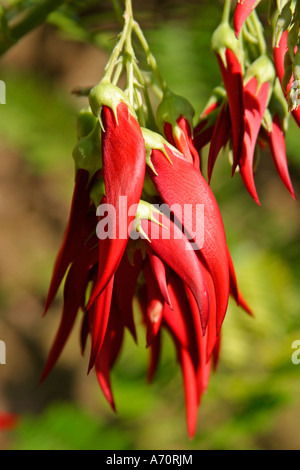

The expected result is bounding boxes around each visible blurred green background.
[0,0,300,450]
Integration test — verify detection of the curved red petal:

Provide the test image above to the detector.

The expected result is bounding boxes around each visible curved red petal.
[233,0,262,39]
[148,147,230,333]
[239,78,270,205]
[89,103,146,306]
[268,115,296,199]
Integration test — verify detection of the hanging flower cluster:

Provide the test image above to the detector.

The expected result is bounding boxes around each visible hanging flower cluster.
[42,0,298,438]
[195,0,299,204]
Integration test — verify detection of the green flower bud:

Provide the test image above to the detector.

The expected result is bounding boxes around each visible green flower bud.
[155,88,195,134]
[211,22,243,67]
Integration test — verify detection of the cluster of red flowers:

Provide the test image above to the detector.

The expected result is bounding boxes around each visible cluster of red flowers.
[42,0,298,437]
[194,0,298,204]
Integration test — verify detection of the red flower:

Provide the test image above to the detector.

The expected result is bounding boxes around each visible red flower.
[88,98,146,307]
[193,98,221,153]
[43,169,95,316]
[239,76,270,205]
[233,0,263,39]
[273,30,300,128]
[146,140,231,333]
[263,114,296,199]
[216,47,245,174]
[156,89,200,168]
[164,116,200,168]
[207,102,231,182]
[43,78,251,439]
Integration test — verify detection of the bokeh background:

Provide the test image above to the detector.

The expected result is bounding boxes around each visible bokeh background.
[0,0,300,450]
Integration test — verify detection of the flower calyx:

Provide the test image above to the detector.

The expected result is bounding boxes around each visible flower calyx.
[89,77,137,128]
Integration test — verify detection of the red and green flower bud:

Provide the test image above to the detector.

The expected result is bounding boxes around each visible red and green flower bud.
[211,22,243,67]
[89,77,136,125]
[156,88,195,134]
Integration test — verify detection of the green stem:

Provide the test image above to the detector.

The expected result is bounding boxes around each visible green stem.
[103,0,133,80]
[132,20,167,91]
[222,0,232,24]
[248,9,266,55]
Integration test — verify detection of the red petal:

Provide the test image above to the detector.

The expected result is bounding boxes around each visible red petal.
[40,236,98,383]
[274,31,300,128]
[44,169,93,315]
[207,103,231,182]
[95,298,124,411]
[239,77,270,204]
[268,115,296,199]
[148,147,230,333]
[178,347,199,439]
[143,261,164,346]
[217,48,245,171]
[89,102,145,306]
[140,211,210,334]
[233,0,262,39]
[114,249,143,342]
[148,247,172,307]
[227,247,253,316]
[162,274,198,358]
[147,330,162,383]
[88,274,115,372]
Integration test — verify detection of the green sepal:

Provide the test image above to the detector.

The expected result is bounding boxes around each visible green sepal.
[88,77,137,128]
[141,127,182,174]
[155,88,195,134]
[261,108,274,133]
[244,54,276,91]
[72,122,102,181]
[132,200,166,242]
[211,22,243,68]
